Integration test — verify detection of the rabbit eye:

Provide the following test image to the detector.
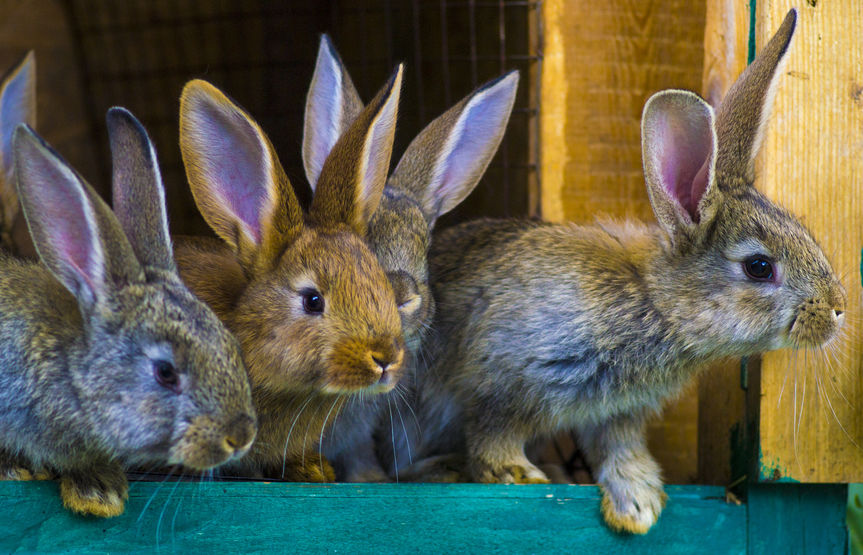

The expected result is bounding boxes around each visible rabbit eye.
[743,257,774,282]
[301,288,325,314]
[153,359,180,392]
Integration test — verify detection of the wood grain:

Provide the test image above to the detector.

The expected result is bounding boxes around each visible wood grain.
[756,0,863,482]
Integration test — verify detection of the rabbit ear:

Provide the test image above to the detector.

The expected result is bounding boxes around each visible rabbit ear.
[13,124,143,311]
[107,107,175,272]
[715,8,796,181]
[0,51,36,238]
[310,64,402,235]
[389,70,519,224]
[303,34,364,190]
[180,79,304,272]
[642,90,719,242]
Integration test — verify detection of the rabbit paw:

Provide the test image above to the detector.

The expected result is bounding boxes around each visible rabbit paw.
[473,459,550,484]
[600,481,667,535]
[60,464,129,518]
[282,455,336,482]
[0,452,52,481]
[400,454,467,482]
[345,467,390,483]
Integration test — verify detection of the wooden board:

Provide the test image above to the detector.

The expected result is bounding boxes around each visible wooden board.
[0,482,744,553]
[539,0,706,484]
[754,0,863,483]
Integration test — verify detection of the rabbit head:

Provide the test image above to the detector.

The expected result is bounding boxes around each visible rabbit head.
[0,51,35,256]
[179,73,406,397]
[304,35,520,352]
[13,110,256,472]
[641,8,844,355]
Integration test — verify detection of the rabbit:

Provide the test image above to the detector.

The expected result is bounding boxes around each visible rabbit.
[0,107,256,518]
[173,69,407,482]
[301,35,520,481]
[0,51,36,257]
[415,8,844,534]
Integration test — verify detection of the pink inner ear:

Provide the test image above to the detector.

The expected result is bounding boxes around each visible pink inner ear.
[658,115,712,223]
[194,102,269,245]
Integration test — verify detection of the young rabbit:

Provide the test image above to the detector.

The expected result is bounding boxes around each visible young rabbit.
[174,70,406,481]
[302,35,519,481]
[0,107,256,517]
[0,51,35,256]
[420,9,844,534]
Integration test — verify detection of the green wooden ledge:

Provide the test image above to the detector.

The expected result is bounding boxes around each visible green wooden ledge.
[0,482,848,553]
[1,482,742,553]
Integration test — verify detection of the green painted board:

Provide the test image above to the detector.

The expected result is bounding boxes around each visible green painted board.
[748,484,848,555]
[0,482,744,553]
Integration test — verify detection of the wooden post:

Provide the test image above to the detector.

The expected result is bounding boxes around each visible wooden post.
[754,0,863,482]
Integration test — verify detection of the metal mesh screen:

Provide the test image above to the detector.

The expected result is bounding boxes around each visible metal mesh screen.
[64,0,541,235]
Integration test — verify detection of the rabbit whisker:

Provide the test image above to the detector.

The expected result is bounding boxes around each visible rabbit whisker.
[155,476,183,551]
[318,395,343,482]
[391,392,412,467]
[282,393,314,479]
[136,467,177,531]
[386,396,399,483]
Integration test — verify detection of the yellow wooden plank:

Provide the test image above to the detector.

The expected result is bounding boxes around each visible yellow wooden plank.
[756,1,863,482]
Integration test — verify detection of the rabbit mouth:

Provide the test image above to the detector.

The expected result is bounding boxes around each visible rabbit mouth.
[787,300,843,348]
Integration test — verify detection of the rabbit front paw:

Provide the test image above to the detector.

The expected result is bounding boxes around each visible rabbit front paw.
[282,454,336,482]
[600,480,667,535]
[0,451,52,481]
[472,458,550,484]
[60,462,129,518]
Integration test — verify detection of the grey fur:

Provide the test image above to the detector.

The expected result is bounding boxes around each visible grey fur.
[0,118,255,517]
[406,9,844,535]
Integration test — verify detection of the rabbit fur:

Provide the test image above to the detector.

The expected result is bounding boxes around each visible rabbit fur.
[302,34,519,481]
[0,51,36,257]
[174,72,407,481]
[410,9,845,534]
[0,108,256,518]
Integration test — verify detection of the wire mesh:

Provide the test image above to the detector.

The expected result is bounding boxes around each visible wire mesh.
[63,0,541,234]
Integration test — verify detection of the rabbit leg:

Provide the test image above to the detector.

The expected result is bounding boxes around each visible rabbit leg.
[59,460,128,518]
[576,415,667,535]
[336,440,390,483]
[465,421,549,484]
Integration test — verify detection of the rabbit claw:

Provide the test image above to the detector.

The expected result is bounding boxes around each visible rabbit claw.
[60,463,128,518]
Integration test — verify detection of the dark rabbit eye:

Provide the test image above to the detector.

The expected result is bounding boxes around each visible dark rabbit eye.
[743,257,775,282]
[153,360,180,392]
[301,288,325,314]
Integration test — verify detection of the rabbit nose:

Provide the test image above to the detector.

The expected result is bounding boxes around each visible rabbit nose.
[223,414,256,454]
[373,355,391,373]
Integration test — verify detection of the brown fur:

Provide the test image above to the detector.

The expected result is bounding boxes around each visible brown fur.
[176,73,405,480]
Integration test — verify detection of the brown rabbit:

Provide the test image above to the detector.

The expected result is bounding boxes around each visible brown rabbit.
[174,70,406,481]
[302,35,520,481]
[415,9,845,534]
[0,51,36,256]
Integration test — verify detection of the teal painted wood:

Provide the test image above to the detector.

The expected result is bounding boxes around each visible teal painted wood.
[0,483,743,554]
[748,484,848,555]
